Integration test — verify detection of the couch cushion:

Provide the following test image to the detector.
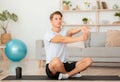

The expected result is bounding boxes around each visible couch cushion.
[82,47,120,57]
[84,32,91,47]
[67,47,83,56]
[90,32,106,47]
[67,41,85,48]
[105,30,120,47]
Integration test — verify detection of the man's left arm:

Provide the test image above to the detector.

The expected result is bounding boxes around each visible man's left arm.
[67,26,88,37]
[67,27,81,37]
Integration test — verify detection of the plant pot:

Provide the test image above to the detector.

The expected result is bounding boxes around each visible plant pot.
[1,33,12,44]
[83,21,88,24]
[63,5,69,10]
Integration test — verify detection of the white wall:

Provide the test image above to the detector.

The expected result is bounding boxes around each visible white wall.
[0,0,60,59]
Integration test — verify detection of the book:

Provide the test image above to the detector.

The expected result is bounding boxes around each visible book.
[97,1,101,9]
[101,1,108,9]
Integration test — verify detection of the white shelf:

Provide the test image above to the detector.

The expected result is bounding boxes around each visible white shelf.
[62,24,120,27]
[62,10,97,12]
[61,0,120,31]
[62,9,120,12]
[98,24,120,26]
[62,24,97,26]
[97,9,120,12]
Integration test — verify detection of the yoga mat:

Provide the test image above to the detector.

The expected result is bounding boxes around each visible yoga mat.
[2,75,120,80]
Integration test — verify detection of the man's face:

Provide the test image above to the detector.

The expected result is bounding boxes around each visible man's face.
[51,14,62,28]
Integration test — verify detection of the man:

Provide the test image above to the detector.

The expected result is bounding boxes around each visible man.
[44,11,93,80]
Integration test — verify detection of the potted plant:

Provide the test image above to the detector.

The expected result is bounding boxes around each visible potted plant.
[0,10,18,44]
[114,12,120,21]
[82,17,88,24]
[84,1,91,10]
[63,0,72,10]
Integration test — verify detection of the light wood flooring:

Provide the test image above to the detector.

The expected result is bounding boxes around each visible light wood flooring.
[0,60,120,82]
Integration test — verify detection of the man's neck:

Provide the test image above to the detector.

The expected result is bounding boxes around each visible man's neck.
[52,27,61,33]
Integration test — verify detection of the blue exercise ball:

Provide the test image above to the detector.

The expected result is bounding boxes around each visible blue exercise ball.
[5,39,27,62]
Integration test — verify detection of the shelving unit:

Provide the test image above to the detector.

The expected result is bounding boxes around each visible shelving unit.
[60,0,120,32]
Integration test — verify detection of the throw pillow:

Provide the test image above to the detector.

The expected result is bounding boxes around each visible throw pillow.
[67,41,85,48]
[90,32,106,47]
[105,30,120,47]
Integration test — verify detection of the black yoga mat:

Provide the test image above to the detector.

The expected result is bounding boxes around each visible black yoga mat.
[2,75,120,80]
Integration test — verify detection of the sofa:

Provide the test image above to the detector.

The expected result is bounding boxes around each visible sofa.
[36,32,120,63]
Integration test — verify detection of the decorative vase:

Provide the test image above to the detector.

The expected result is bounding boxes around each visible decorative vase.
[63,5,69,10]
[85,5,90,10]
[113,4,118,9]
[84,2,90,10]
[83,21,88,24]
[1,33,12,44]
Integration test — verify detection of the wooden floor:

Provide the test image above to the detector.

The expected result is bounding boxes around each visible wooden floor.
[0,60,120,82]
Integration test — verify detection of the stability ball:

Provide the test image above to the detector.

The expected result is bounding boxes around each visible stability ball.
[5,39,27,62]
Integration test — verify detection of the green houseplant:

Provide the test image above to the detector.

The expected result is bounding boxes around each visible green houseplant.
[63,0,72,10]
[82,17,88,24]
[0,10,18,44]
[114,12,120,21]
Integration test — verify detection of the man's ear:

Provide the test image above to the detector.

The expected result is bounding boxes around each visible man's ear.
[50,20,52,23]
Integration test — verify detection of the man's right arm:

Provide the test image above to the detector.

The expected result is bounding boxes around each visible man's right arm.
[50,34,87,44]
[50,27,89,44]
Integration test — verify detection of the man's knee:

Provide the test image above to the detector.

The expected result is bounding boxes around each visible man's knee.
[50,57,63,67]
[85,57,93,66]
[52,57,61,64]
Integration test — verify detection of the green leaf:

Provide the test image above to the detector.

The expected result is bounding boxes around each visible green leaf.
[82,18,88,21]
[63,0,72,6]
[0,10,18,33]
[3,10,11,20]
[10,13,18,22]
[0,13,6,21]
[114,12,120,17]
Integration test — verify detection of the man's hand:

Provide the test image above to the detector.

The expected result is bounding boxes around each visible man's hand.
[67,27,81,37]
[81,26,89,41]
[81,26,89,33]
